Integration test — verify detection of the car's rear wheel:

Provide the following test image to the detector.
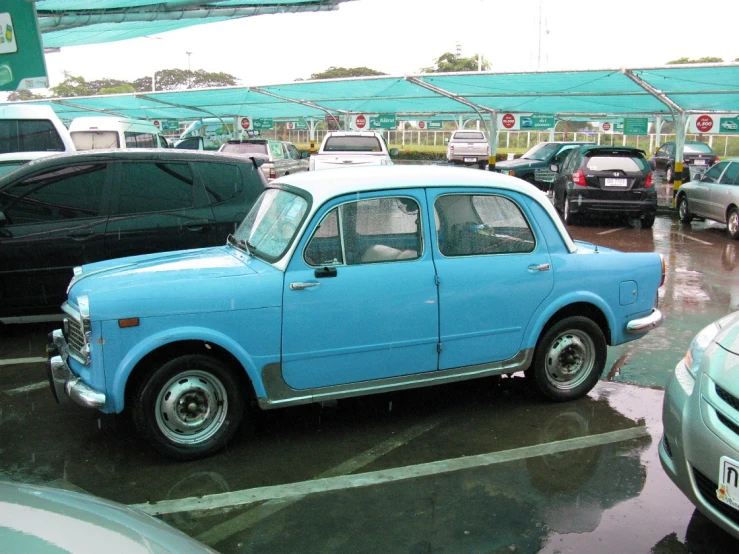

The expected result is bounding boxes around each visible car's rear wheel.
[563,196,577,226]
[727,207,739,240]
[678,196,693,223]
[666,165,674,183]
[641,212,655,229]
[133,354,245,460]
[529,316,606,402]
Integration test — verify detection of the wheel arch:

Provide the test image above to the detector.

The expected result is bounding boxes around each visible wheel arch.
[112,328,264,414]
[527,299,613,351]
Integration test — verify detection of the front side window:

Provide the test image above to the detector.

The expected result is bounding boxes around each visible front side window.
[436,194,535,257]
[233,188,308,261]
[116,162,194,214]
[0,164,106,223]
[0,119,65,153]
[304,196,422,266]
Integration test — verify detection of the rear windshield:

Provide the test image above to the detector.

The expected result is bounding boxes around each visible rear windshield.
[521,142,560,161]
[71,131,119,150]
[0,119,65,154]
[324,136,382,152]
[221,143,268,155]
[585,155,648,172]
[453,132,485,140]
[684,143,713,154]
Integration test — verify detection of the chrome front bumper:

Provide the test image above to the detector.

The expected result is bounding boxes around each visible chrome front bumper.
[47,329,106,409]
[626,308,664,335]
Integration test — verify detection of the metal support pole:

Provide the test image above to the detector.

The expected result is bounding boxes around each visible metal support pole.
[488,111,498,172]
[673,112,688,202]
[309,119,316,152]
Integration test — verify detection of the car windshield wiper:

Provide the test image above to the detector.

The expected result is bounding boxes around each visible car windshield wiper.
[227,233,253,256]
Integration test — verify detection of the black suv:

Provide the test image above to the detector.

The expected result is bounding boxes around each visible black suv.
[495,141,588,191]
[650,141,719,183]
[550,145,657,227]
[0,149,267,323]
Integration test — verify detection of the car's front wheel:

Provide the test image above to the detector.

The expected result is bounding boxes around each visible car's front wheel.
[666,165,674,183]
[678,196,693,223]
[529,316,606,402]
[727,207,739,240]
[641,212,655,229]
[133,354,245,460]
[563,196,577,226]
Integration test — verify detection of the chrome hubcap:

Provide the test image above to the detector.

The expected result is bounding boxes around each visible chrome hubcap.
[729,212,739,236]
[544,330,595,390]
[156,370,228,445]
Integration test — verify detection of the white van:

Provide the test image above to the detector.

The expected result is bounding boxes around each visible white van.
[0,104,76,166]
[69,116,168,150]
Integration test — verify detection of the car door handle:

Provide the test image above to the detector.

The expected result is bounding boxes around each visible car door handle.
[528,263,551,272]
[68,230,93,239]
[290,282,321,290]
[184,220,211,230]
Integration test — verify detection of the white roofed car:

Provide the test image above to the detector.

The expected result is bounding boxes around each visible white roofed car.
[310,131,398,171]
[48,164,665,460]
[0,104,76,164]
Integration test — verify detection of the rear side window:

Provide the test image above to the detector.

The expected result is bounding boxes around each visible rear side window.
[0,119,65,154]
[722,162,739,185]
[196,162,244,204]
[0,164,106,223]
[324,136,381,152]
[585,155,648,172]
[116,162,194,214]
[124,132,158,148]
[269,142,285,159]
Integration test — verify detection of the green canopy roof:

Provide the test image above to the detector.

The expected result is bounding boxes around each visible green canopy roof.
[9,64,739,124]
[36,0,351,47]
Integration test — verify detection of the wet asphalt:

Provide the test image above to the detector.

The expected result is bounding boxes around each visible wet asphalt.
[2,196,739,552]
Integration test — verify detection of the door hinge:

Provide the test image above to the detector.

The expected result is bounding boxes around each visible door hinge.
[434,274,440,286]
[437,342,442,353]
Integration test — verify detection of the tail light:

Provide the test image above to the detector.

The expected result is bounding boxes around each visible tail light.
[715,156,720,163]
[659,254,666,287]
[269,167,276,180]
[450,145,454,155]
[572,169,586,186]
[645,172,654,188]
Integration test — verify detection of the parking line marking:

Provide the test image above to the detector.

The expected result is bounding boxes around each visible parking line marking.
[597,228,625,235]
[4,381,47,395]
[194,418,441,545]
[0,357,47,367]
[675,232,713,246]
[132,425,648,517]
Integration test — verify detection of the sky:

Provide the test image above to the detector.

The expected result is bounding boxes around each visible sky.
[28,0,739,91]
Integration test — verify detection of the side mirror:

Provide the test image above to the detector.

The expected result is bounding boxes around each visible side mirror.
[444,138,449,144]
[301,151,309,159]
[389,148,399,157]
[550,164,559,173]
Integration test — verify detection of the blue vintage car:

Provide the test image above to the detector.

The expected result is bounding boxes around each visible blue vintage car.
[47,166,665,460]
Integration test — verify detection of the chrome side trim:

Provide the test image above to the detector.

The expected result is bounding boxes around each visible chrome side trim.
[258,349,533,410]
[626,308,664,335]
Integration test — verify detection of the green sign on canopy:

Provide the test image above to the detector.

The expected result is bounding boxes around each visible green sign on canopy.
[623,118,649,136]
[0,2,48,91]
[160,120,180,131]
[370,114,396,129]
[719,117,739,134]
[252,118,274,130]
[427,121,444,129]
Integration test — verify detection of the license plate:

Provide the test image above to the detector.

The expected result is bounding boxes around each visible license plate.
[694,160,706,166]
[464,157,477,163]
[717,456,739,511]
[605,178,627,186]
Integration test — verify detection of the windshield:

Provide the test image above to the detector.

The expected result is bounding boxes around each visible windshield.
[453,132,485,140]
[71,131,120,150]
[231,188,308,261]
[324,136,382,152]
[521,142,561,161]
[221,142,268,155]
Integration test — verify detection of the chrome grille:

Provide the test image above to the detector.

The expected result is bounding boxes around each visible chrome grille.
[717,385,739,411]
[64,316,86,361]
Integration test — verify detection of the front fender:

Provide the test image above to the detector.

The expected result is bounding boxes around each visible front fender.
[109,326,267,413]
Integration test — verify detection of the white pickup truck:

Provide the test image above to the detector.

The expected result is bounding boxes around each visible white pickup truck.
[310,131,398,171]
[446,130,490,169]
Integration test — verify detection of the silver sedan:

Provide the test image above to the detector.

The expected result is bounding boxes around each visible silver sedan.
[677,158,739,239]
[660,310,739,539]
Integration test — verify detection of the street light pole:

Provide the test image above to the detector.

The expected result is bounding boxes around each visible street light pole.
[186,51,192,88]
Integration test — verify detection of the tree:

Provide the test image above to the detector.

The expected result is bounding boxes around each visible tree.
[422,52,491,73]
[152,69,239,91]
[309,67,386,80]
[87,78,133,95]
[7,90,43,101]
[50,72,94,97]
[666,56,724,64]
